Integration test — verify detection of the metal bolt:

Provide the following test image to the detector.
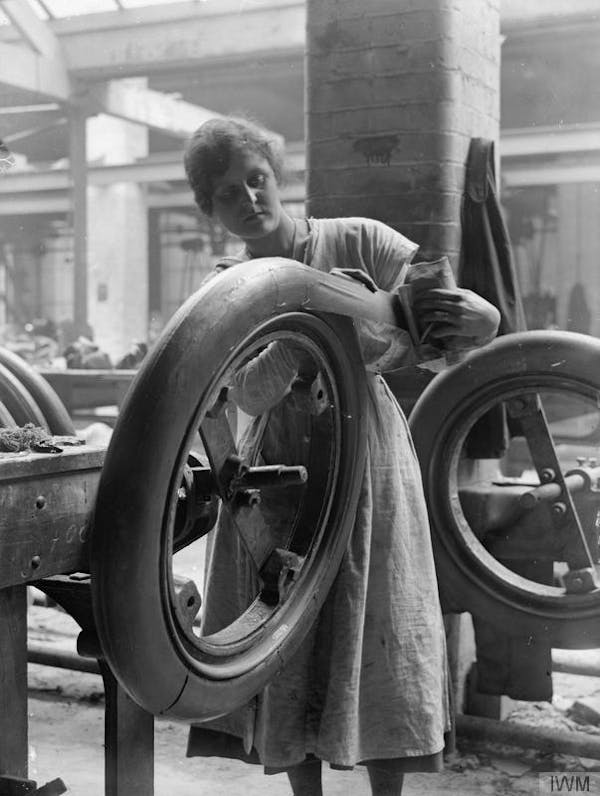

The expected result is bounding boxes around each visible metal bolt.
[35,495,46,509]
[540,468,555,483]
[563,567,598,594]
[569,576,584,593]
[30,555,41,570]
[551,501,567,517]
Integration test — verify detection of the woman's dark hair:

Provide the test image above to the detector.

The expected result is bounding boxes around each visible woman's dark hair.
[183,117,285,216]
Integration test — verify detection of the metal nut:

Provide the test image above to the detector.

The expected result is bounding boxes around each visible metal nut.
[563,567,598,594]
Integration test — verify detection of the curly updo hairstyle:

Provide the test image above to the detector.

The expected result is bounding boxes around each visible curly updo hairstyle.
[183,117,285,216]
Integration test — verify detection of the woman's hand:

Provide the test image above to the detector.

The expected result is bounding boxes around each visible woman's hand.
[412,288,500,350]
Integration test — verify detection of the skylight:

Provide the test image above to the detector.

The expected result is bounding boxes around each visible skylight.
[0,0,208,24]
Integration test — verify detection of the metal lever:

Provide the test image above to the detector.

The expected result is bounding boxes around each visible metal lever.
[507,393,600,593]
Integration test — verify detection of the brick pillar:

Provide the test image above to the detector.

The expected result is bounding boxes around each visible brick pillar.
[306,0,502,715]
[306,0,501,264]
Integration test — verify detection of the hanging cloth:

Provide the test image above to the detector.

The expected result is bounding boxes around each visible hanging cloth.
[458,138,527,460]
[458,138,527,334]
[459,139,551,703]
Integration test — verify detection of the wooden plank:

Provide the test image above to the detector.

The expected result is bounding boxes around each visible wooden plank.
[101,662,155,796]
[0,445,104,480]
[0,585,28,780]
[0,446,104,588]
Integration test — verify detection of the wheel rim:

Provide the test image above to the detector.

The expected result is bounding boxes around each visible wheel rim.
[164,317,348,678]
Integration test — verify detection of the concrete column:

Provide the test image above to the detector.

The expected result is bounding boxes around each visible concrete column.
[68,106,88,336]
[557,182,600,335]
[86,112,148,363]
[306,0,501,264]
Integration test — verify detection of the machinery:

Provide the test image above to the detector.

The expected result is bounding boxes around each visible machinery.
[1,259,600,793]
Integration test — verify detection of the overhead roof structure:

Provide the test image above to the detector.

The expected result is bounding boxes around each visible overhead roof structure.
[0,0,215,24]
[1,0,599,178]
[0,0,297,163]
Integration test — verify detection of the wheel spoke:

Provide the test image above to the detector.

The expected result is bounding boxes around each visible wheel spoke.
[220,499,281,573]
[506,392,599,588]
[199,387,240,500]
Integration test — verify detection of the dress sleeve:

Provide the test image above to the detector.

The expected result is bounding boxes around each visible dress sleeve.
[229,342,299,417]
[354,219,420,371]
[360,219,419,292]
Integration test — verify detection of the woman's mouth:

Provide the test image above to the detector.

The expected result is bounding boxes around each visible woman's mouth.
[245,210,265,221]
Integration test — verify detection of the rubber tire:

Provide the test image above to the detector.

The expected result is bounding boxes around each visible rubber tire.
[410,330,600,648]
[0,402,17,429]
[0,347,75,435]
[91,259,367,719]
[0,360,48,429]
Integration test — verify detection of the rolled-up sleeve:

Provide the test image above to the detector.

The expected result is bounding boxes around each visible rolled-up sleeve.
[229,342,299,416]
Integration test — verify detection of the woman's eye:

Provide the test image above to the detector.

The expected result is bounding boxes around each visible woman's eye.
[248,173,266,189]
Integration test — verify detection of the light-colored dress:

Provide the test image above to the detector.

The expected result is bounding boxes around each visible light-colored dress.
[190,217,451,770]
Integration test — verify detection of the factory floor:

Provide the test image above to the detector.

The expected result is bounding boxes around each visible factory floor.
[25,601,600,796]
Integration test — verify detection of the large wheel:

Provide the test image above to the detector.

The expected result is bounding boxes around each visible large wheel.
[0,347,75,435]
[410,330,600,648]
[91,259,367,720]
[0,360,48,429]
[0,401,17,429]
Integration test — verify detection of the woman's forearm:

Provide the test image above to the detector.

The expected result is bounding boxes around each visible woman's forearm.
[229,341,299,416]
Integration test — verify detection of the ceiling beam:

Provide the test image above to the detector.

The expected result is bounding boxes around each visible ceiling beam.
[0,144,305,195]
[3,117,66,144]
[0,0,59,55]
[84,81,227,140]
[0,0,70,101]
[502,160,600,188]
[0,40,70,101]
[501,124,600,157]
[0,176,307,216]
[0,1,305,79]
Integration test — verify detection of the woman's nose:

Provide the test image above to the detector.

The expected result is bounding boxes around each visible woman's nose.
[243,183,259,204]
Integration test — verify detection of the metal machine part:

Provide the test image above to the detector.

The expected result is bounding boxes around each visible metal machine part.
[410,330,600,648]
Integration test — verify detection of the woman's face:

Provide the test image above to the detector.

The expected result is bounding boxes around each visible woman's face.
[211,148,282,240]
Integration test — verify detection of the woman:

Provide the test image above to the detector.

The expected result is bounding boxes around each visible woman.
[183,117,500,795]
